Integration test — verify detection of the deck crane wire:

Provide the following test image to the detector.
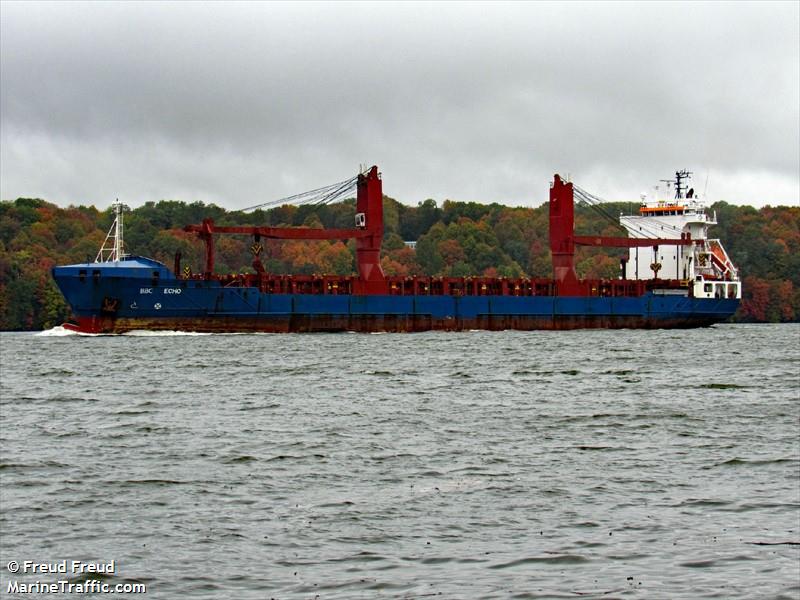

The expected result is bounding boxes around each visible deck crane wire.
[240,174,360,212]
[571,184,629,234]
[572,184,686,239]
[630,217,686,239]
[310,175,361,206]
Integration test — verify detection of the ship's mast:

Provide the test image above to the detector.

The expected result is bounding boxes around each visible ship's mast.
[658,170,693,200]
[674,169,691,199]
[95,200,128,263]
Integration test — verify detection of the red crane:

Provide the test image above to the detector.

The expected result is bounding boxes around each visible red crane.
[184,168,693,297]
[185,166,388,294]
[549,174,692,295]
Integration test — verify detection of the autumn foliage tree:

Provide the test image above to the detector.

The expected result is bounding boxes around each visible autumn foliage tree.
[1,194,798,330]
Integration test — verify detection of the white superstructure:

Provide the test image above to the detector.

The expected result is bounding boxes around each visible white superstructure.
[619,171,741,300]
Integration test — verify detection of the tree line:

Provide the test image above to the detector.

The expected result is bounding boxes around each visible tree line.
[0,194,797,329]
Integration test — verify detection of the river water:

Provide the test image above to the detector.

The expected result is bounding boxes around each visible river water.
[1,324,798,599]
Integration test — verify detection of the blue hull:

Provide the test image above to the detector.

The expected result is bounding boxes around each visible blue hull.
[52,258,740,333]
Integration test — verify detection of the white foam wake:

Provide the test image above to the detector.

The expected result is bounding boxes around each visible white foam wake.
[37,326,212,337]
[123,330,211,337]
[37,326,88,337]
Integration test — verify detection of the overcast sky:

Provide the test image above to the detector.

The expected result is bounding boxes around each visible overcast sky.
[2,1,798,210]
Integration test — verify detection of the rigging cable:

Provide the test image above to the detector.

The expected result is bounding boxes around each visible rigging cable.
[571,184,629,234]
[573,183,687,239]
[240,174,359,212]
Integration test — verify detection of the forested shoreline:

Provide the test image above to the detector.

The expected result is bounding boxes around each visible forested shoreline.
[1,195,797,330]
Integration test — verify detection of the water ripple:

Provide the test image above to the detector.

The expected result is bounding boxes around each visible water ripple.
[1,324,798,599]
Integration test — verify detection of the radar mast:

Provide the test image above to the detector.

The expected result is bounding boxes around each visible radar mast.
[95,200,129,262]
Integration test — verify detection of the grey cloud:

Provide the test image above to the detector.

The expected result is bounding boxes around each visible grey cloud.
[1,1,798,208]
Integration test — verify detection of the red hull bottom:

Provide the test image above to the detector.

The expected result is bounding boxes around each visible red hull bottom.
[64,314,722,334]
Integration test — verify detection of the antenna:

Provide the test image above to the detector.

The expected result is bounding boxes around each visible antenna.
[659,179,672,202]
[674,169,692,199]
[661,170,693,200]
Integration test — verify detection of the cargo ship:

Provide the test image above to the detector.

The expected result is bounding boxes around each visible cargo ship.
[52,167,741,333]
